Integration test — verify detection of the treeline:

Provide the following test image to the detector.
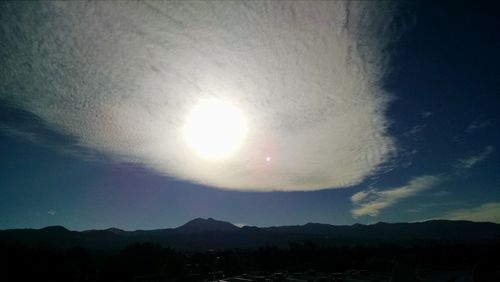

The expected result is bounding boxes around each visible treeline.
[1,240,499,281]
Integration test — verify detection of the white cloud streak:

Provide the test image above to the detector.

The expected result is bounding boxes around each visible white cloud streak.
[455,146,494,170]
[351,175,441,217]
[0,1,399,191]
[401,124,426,138]
[350,145,494,218]
[465,120,490,133]
[421,112,432,119]
[445,202,500,224]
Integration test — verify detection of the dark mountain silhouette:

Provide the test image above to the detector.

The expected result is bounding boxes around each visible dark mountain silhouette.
[175,217,239,233]
[1,218,499,251]
[267,220,500,241]
[105,227,128,236]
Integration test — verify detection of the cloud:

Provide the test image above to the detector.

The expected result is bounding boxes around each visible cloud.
[350,144,493,218]
[401,124,426,138]
[405,200,458,213]
[453,118,492,142]
[0,1,400,191]
[351,190,370,203]
[0,104,106,162]
[465,119,490,133]
[351,175,441,217]
[455,146,494,170]
[421,112,432,119]
[47,210,56,216]
[445,202,500,224]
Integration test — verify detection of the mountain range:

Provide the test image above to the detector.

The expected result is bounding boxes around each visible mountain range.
[1,218,499,251]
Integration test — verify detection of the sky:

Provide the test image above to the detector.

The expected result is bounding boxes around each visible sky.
[1,1,499,230]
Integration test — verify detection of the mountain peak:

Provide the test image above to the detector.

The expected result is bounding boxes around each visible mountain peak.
[105,227,127,235]
[40,225,69,232]
[176,218,239,233]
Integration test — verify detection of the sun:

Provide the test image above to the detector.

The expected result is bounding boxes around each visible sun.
[183,99,247,161]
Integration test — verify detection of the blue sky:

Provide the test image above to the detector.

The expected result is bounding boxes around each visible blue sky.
[1,1,499,230]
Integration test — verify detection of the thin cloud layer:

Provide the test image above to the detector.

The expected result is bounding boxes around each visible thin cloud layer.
[0,1,398,191]
[351,175,441,217]
[446,202,500,224]
[455,146,494,170]
[351,144,496,217]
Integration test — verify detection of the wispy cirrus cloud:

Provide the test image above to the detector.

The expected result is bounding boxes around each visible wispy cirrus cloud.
[351,144,494,218]
[445,202,500,224]
[420,112,432,119]
[0,103,106,162]
[465,119,491,133]
[351,175,442,217]
[455,145,494,170]
[0,1,403,191]
[401,124,426,138]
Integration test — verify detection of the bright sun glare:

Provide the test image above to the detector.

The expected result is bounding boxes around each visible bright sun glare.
[183,100,247,161]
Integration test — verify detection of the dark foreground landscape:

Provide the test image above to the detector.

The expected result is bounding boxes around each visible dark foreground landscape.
[1,218,499,281]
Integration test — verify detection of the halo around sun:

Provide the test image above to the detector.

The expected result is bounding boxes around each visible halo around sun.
[1,1,396,191]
